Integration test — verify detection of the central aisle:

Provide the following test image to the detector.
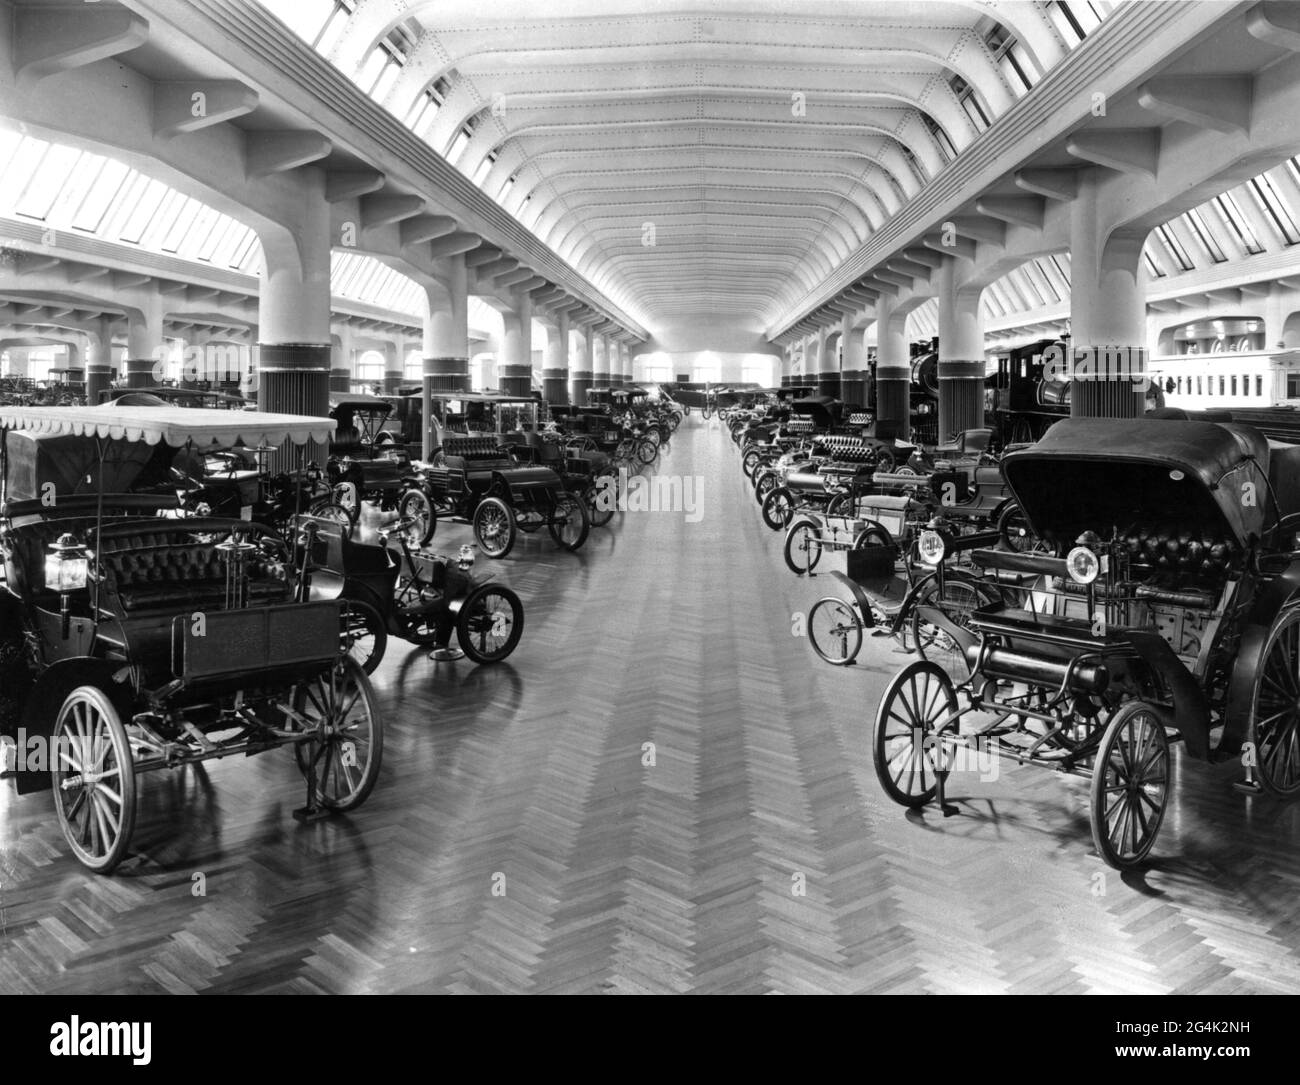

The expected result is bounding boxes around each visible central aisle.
[5,417,1300,995]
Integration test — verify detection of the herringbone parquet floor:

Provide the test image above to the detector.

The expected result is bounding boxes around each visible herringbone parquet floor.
[3,417,1300,994]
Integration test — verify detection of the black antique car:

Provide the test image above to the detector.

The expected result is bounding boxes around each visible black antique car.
[0,405,383,873]
[873,416,1300,869]
[396,392,590,557]
[326,395,418,526]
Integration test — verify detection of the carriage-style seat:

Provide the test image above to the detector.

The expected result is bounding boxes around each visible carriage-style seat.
[98,528,290,614]
[441,435,516,472]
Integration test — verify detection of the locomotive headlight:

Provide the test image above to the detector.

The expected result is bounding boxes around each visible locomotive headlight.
[918,529,947,566]
[1066,545,1100,584]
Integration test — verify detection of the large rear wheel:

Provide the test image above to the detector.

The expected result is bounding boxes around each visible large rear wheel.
[292,658,383,812]
[548,493,591,551]
[52,686,137,874]
[1250,605,1300,797]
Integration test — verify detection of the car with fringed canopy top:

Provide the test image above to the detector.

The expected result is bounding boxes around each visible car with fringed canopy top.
[0,404,384,874]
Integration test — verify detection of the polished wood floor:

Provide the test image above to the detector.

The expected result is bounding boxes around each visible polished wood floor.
[3,417,1300,994]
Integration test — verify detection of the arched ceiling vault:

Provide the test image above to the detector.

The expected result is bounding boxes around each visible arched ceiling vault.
[310,0,1078,339]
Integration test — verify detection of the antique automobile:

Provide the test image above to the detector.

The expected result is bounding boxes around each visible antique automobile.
[395,393,590,556]
[872,416,1300,869]
[297,514,524,672]
[325,395,418,526]
[760,435,896,531]
[805,512,998,666]
[504,428,618,528]
[0,405,382,874]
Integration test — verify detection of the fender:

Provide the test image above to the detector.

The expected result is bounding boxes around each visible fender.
[1122,630,1211,761]
[13,658,133,795]
[1223,566,1300,757]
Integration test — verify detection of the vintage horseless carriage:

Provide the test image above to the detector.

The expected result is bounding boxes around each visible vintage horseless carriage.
[0,406,384,873]
[397,393,590,557]
[873,417,1300,868]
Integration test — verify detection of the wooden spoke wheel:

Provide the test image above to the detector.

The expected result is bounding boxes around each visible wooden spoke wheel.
[473,496,518,559]
[808,597,863,665]
[873,661,958,808]
[584,481,615,527]
[1090,701,1170,869]
[292,658,383,812]
[1251,605,1300,797]
[52,686,137,874]
[456,585,525,664]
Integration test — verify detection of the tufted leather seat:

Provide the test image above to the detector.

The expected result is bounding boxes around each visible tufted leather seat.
[99,530,290,614]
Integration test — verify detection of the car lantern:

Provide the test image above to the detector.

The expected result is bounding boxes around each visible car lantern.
[917,516,952,566]
[457,544,476,571]
[45,533,89,638]
[1066,530,1103,585]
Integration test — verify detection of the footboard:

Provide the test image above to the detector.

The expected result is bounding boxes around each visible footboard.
[171,600,342,682]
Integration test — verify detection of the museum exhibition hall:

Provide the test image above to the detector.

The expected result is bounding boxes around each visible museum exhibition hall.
[1,0,1299,1002]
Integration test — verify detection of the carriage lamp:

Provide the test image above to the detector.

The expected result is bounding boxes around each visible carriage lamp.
[46,534,89,638]
[917,528,947,566]
[457,544,475,571]
[1066,531,1104,585]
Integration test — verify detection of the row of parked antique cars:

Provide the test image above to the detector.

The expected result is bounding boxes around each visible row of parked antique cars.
[0,387,684,873]
[724,391,1300,870]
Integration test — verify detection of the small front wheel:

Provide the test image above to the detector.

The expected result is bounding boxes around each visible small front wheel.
[473,496,518,558]
[873,661,958,808]
[584,479,616,527]
[808,597,863,665]
[762,486,796,531]
[783,518,823,575]
[308,500,354,538]
[398,488,436,547]
[1089,701,1170,870]
[456,585,525,664]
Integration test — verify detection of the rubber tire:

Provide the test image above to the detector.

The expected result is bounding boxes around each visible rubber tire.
[783,518,823,575]
[456,585,525,664]
[808,597,864,666]
[341,598,387,675]
[473,496,518,559]
[292,658,383,812]
[762,486,796,531]
[1089,701,1170,869]
[548,492,591,551]
[398,488,436,547]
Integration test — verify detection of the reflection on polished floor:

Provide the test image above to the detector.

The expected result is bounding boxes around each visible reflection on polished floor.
[3,417,1300,994]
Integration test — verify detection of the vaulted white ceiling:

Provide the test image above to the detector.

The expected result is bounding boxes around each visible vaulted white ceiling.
[273,0,1108,343]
